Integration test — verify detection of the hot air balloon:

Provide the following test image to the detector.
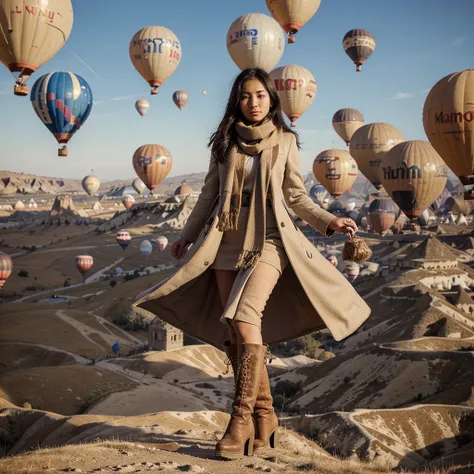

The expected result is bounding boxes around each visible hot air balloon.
[82,175,100,196]
[135,99,150,116]
[132,144,172,192]
[309,184,327,203]
[349,123,405,190]
[140,240,153,257]
[342,29,376,72]
[132,178,146,195]
[431,188,451,212]
[313,149,358,197]
[322,196,331,210]
[270,65,316,127]
[75,255,93,281]
[0,0,74,96]
[0,252,13,289]
[327,255,338,267]
[343,261,360,282]
[155,235,168,252]
[265,0,321,44]
[418,209,430,226]
[328,199,346,217]
[30,71,93,157]
[116,230,131,250]
[172,90,189,110]
[381,140,448,218]
[346,197,356,211]
[129,26,181,95]
[368,198,396,234]
[122,195,135,210]
[423,70,474,199]
[332,109,364,146]
[227,13,284,72]
[112,341,120,356]
[201,90,207,96]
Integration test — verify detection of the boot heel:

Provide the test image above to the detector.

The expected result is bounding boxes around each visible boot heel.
[269,428,278,449]
[246,433,255,456]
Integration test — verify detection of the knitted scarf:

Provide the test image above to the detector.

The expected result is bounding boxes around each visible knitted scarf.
[217,118,281,269]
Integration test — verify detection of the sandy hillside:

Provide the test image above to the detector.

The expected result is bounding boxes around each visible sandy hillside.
[290,405,474,470]
[0,308,142,359]
[274,343,474,413]
[1,405,467,474]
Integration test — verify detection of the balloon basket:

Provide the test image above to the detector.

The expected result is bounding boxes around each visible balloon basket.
[151,88,158,95]
[14,83,28,96]
[58,147,68,157]
[356,65,362,72]
[288,36,296,44]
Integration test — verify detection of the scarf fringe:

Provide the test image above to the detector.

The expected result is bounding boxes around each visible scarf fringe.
[217,211,239,232]
[236,249,262,270]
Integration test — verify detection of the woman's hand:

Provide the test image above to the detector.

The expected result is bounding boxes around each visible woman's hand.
[171,237,192,260]
[328,217,358,235]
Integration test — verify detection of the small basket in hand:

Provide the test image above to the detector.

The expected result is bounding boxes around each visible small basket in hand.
[342,229,372,263]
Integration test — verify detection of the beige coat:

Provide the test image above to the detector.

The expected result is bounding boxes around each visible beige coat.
[134,132,371,348]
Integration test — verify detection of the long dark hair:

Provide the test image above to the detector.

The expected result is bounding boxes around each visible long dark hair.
[208,68,300,163]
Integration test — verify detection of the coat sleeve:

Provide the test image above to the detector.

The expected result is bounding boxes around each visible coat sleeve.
[180,155,220,243]
[282,134,336,237]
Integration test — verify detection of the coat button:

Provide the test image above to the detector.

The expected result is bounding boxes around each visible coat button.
[280,222,285,228]
[204,261,209,266]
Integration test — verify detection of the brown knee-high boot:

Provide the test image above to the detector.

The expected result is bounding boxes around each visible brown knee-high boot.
[215,343,265,459]
[253,345,278,453]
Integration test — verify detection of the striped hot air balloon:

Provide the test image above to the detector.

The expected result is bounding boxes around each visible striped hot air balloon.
[332,108,364,146]
[343,29,376,72]
[0,252,13,289]
[343,261,360,282]
[122,195,135,209]
[0,0,74,96]
[227,13,284,72]
[133,144,172,192]
[368,197,397,234]
[132,178,146,195]
[327,255,338,267]
[129,26,181,95]
[116,230,132,250]
[140,240,153,257]
[30,71,93,157]
[309,184,327,203]
[75,255,93,279]
[155,235,168,252]
[172,90,189,110]
[82,175,100,196]
[135,99,150,116]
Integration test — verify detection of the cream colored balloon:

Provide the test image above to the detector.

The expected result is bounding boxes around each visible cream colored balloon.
[266,0,321,43]
[423,69,474,179]
[349,122,405,190]
[381,140,448,218]
[129,26,181,95]
[313,149,358,197]
[227,13,284,72]
[0,0,74,95]
[270,64,316,127]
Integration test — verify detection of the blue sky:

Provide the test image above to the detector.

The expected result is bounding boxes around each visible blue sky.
[0,0,472,181]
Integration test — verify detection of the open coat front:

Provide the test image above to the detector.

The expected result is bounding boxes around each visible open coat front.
[133,132,372,348]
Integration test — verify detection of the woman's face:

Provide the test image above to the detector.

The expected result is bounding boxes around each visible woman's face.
[239,78,271,123]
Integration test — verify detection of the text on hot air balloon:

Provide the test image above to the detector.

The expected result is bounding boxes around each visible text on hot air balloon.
[15,5,56,22]
[383,164,421,180]
[234,29,258,38]
[435,110,473,124]
[132,38,181,55]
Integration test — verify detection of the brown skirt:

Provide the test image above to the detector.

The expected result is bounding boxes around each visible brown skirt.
[211,206,289,274]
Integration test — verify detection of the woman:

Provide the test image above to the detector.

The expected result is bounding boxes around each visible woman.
[134,68,371,460]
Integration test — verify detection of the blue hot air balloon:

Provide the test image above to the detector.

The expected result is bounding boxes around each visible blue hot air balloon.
[30,71,93,157]
[309,184,327,203]
[112,341,120,356]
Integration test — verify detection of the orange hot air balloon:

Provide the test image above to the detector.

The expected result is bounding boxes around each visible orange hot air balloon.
[75,255,93,280]
[0,252,13,289]
[172,90,189,110]
[266,0,321,44]
[0,0,74,96]
[368,197,397,234]
[122,194,135,209]
[349,122,405,190]
[132,144,172,191]
[332,108,364,146]
[381,140,448,219]
[313,149,358,197]
[343,29,376,72]
[129,26,181,95]
[423,70,474,199]
[270,64,317,127]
